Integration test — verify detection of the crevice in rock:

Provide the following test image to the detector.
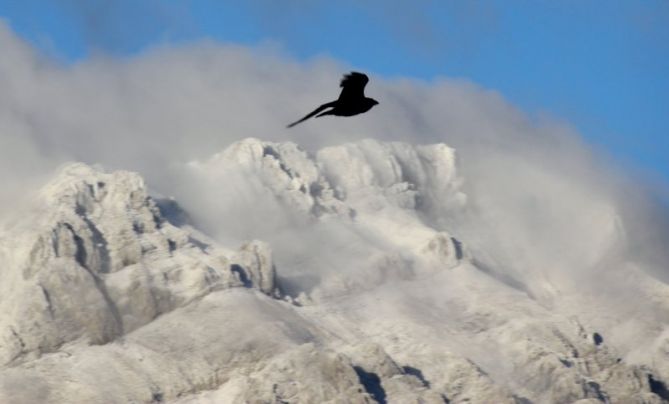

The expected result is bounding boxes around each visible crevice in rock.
[648,374,669,401]
[203,266,221,286]
[593,332,603,346]
[512,396,533,404]
[151,390,164,402]
[75,205,111,274]
[154,198,194,228]
[167,239,177,254]
[262,146,293,179]
[39,285,55,319]
[584,380,607,402]
[51,228,60,257]
[63,223,88,270]
[231,264,252,288]
[402,365,430,388]
[450,237,464,260]
[354,365,386,404]
[188,237,209,253]
[63,223,124,339]
[551,328,579,359]
[10,327,25,351]
[8,327,27,363]
[132,221,145,234]
[559,358,573,368]
[272,383,291,404]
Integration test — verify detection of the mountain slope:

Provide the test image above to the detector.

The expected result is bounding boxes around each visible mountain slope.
[0,139,668,403]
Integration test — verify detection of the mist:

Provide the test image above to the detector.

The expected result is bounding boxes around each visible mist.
[1,16,668,353]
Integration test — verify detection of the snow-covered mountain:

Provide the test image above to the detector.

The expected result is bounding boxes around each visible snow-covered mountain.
[1,138,668,403]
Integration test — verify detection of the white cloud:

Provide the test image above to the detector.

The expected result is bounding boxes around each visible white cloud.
[0,18,667,354]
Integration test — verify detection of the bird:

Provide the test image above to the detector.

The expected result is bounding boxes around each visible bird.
[287,71,379,128]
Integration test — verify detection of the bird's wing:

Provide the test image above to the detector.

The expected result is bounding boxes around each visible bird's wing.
[337,72,369,102]
[287,101,336,128]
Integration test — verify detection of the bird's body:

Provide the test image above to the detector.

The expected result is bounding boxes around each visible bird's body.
[287,72,378,128]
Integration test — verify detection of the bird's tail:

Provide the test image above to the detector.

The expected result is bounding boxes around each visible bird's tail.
[287,101,336,128]
[315,109,335,118]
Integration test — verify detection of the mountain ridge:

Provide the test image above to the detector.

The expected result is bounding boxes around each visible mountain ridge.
[0,137,667,403]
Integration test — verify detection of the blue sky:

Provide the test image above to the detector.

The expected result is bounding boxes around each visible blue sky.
[1,0,668,180]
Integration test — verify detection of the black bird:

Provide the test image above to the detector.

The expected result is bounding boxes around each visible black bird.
[287,72,378,128]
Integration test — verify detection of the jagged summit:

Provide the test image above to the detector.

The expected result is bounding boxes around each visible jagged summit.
[0,162,278,367]
[0,138,668,403]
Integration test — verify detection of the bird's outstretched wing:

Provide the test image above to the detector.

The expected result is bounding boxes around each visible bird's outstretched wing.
[287,101,336,128]
[338,72,369,102]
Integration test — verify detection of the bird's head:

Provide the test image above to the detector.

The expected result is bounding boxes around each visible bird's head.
[366,98,379,108]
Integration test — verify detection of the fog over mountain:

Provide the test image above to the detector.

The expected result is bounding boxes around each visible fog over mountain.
[1,20,668,403]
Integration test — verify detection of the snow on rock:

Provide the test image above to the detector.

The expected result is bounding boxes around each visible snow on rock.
[186,344,372,404]
[231,240,277,296]
[316,138,465,213]
[190,138,352,218]
[0,163,272,367]
[188,138,467,300]
[0,289,323,404]
[1,138,669,403]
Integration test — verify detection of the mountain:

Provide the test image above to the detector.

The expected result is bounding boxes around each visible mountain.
[0,138,668,403]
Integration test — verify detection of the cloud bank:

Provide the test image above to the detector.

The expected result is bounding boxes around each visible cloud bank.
[0,18,667,356]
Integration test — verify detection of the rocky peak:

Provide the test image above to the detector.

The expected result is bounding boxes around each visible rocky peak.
[0,163,277,366]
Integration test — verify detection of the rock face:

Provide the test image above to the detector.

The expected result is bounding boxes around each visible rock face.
[1,139,668,403]
[0,163,275,366]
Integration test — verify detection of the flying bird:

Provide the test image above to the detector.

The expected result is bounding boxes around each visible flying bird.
[287,72,379,128]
